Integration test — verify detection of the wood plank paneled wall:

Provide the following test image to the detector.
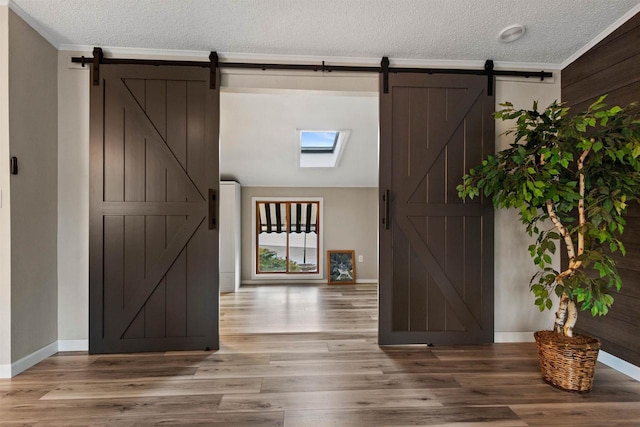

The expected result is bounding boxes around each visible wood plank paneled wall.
[562,12,640,367]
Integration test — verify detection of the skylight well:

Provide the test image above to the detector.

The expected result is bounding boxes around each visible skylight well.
[299,130,349,168]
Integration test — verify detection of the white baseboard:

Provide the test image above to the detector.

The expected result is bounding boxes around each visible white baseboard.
[598,351,640,382]
[355,279,378,284]
[0,364,10,378]
[6,341,58,378]
[494,331,536,343]
[0,340,90,378]
[220,273,239,293]
[58,339,89,352]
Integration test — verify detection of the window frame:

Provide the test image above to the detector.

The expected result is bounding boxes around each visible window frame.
[251,197,324,280]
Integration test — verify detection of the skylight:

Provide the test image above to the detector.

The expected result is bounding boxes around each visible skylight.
[298,130,350,168]
[300,131,339,154]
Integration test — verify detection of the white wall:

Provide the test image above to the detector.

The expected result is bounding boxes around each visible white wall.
[0,5,12,369]
[8,8,58,361]
[55,50,562,343]
[493,77,562,339]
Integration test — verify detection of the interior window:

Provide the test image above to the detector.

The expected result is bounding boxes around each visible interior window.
[256,201,320,274]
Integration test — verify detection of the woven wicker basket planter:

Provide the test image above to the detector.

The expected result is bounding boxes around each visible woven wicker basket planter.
[534,330,601,392]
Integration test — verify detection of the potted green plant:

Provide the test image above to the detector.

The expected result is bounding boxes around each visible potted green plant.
[457,96,640,392]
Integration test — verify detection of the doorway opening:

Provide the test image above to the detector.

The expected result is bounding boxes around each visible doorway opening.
[218,76,381,338]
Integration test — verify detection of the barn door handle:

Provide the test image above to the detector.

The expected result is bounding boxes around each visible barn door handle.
[208,189,217,230]
[382,189,390,230]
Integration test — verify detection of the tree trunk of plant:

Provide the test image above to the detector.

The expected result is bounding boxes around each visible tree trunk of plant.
[564,300,577,337]
[554,292,570,334]
[549,147,590,337]
[554,293,577,337]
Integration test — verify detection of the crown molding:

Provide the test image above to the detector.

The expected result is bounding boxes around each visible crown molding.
[561,2,640,70]
[492,61,562,71]
[3,0,60,48]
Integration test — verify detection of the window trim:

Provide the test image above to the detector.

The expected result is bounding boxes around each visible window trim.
[251,197,324,280]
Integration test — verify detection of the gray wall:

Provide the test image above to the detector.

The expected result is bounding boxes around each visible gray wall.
[0,5,11,368]
[241,187,379,282]
[8,9,58,361]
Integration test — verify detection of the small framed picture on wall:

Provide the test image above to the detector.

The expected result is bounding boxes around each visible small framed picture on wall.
[327,250,356,285]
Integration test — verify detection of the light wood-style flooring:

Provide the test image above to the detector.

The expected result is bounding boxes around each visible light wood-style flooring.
[1,284,640,426]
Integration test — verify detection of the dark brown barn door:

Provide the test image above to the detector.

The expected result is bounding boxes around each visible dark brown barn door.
[89,65,219,353]
[379,73,494,345]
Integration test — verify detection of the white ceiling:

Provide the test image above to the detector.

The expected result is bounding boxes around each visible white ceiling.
[9,0,640,66]
[219,92,378,187]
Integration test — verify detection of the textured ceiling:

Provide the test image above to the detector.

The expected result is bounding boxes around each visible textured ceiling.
[10,0,640,65]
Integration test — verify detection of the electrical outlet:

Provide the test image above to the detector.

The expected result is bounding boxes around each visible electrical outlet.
[358,255,363,262]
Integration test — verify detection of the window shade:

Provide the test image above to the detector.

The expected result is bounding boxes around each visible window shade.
[258,202,318,234]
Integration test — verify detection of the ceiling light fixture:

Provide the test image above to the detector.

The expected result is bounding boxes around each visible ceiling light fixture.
[498,24,526,43]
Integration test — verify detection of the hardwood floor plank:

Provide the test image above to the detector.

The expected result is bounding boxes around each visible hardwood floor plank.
[89,354,213,369]
[218,388,441,412]
[381,358,542,374]
[199,353,272,366]
[215,341,329,354]
[0,383,54,405]
[269,349,437,365]
[261,373,460,393]
[433,383,640,406]
[31,412,285,427]
[88,353,272,368]
[510,401,640,426]
[25,354,97,370]
[40,378,261,400]
[1,395,223,424]
[195,361,385,379]
[431,343,539,361]
[8,366,199,383]
[452,371,548,387]
[283,406,525,426]
[327,339,384,352]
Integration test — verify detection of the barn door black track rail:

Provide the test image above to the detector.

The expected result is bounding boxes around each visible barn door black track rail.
[72,47,553,96]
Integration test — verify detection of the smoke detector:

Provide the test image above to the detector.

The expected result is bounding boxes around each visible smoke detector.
[498,24,526,43]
